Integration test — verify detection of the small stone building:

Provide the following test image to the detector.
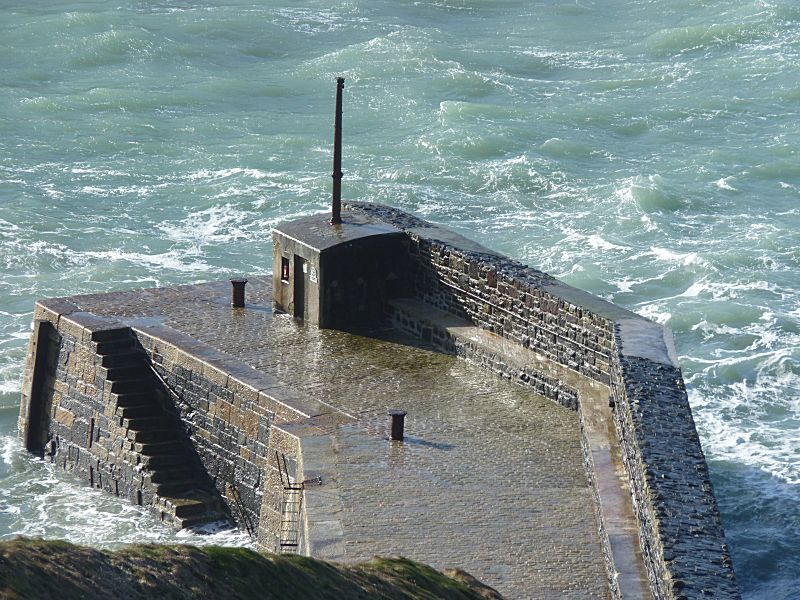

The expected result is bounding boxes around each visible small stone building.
[271,212,409,329]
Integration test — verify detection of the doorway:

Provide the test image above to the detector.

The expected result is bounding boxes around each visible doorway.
[293,255,307,320]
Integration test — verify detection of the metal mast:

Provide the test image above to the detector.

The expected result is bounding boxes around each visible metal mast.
[331,77,344,225]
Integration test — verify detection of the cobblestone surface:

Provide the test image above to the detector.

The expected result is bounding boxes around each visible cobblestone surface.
[69,277,610,600]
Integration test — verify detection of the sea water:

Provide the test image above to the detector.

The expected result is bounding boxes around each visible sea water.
[0,1,798,597]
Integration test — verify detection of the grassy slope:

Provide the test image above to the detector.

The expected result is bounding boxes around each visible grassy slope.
[0,538,503,600]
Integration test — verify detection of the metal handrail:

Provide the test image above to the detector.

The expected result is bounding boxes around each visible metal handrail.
[142,354,183,405]
[227,483,256,540]
[276,450,303,491]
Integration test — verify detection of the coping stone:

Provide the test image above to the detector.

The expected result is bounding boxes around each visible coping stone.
[616,318,679,367]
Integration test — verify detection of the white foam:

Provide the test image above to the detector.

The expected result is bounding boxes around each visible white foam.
[680,280,707,297]
[649,246,708,267]
[82,249,211,273]
[614,277,635,293]
[0,380,21,396]
[70,167,127,177]
[1,435,21,466]
[685,346,792,368]
[587,234,629,252]
[692,382,800,485]
[715,177,738,191]
[185,168,271,182]
[0,438,253,549]
[637,304,671,325]
[614,182,635,204]
[79,186,108,195]
[157,205,266,246]
[0,220,20,233]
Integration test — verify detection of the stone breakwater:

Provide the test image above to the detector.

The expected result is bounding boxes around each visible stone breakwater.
[346,201,739,599]
[18,202,739,599]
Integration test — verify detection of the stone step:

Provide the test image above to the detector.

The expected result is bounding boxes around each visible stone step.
[176,512,230,530]
[121,416,171,431]
[153,479,197,497]
[102,365,150,381]
[126,428,174,444]
[101,351,144,368]
[90,328,132,343]
[113,392,157,408]
[95,338,136,355]
[139,453,187,470]
[166,497,209,519]
[145,467,193,486]
[134,440,186,456]
[159,490,224,520]
[109,377,155,394]
[116,404,162,419]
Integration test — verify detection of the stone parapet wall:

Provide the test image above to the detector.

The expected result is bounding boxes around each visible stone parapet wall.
[387,299,579,409]
[347,202,619,384]
[129,323,347,552]
[133,326,275,535]
[346,202,740,600]
[610,349,738,598]
[408,238,615,383]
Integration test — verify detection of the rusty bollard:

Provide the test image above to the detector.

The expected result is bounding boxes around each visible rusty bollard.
[230,278,248,308]
[389,409,407,441]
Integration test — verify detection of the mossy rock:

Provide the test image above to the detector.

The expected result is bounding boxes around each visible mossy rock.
[0,537,503,599]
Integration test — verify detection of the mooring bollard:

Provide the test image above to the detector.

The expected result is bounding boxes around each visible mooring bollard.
[230,278,247,308]
[388,409,407,441]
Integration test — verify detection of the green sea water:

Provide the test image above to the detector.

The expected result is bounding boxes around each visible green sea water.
[1,1,798,597]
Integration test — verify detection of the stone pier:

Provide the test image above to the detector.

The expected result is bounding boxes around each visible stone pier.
[19,203,740,600]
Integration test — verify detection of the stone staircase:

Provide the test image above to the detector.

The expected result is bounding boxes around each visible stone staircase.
[95,330,229,529]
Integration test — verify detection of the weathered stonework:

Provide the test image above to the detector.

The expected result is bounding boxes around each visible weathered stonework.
[18,308,231,527]
[133,327,274,535]
[18,302,323,546]
[387,299,579,409]
[345,201,739,599]
[346,202,617,384]
[609,352,737,598]
[19,202,740,599]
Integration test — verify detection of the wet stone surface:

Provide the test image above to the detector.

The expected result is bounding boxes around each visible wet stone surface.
[69,278,610,600]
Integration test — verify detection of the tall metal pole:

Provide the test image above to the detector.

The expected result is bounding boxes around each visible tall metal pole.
[331,77,345,225]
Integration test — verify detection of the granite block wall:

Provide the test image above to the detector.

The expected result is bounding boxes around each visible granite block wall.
[347,202,615,384]
[135,329,274,534]
[18,309,170,511]
[19,319,59,452]
[131,324,340,553]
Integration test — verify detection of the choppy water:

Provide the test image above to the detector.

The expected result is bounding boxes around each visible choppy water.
[0,1,798,597]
